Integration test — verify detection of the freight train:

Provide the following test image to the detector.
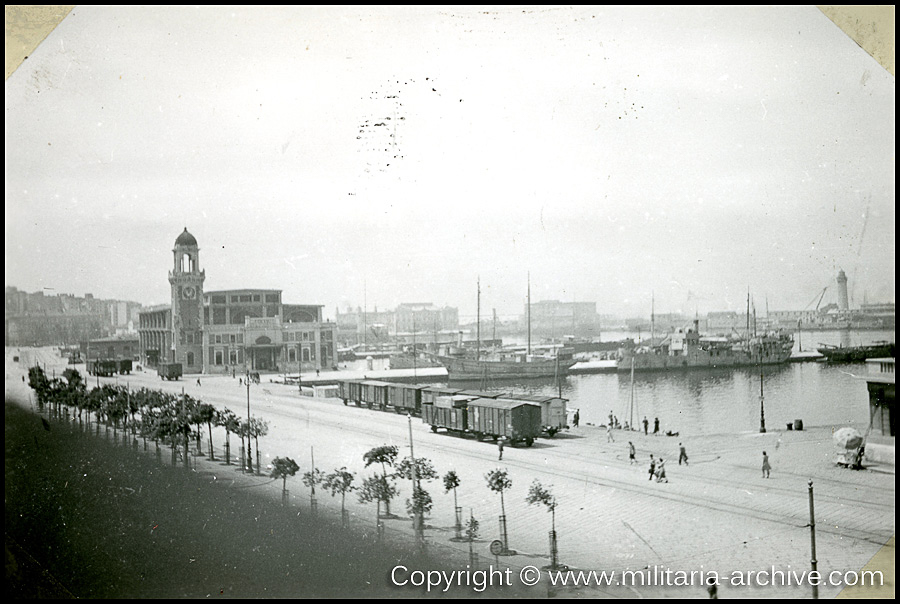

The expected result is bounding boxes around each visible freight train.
[335,379,568,446]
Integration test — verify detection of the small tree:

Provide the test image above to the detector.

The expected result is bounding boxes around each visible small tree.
[323,467,356,526]
[394,456,438,483]
[249,416,269,475]
[196,403,217,460]
[443,470,463,540]
[358,474,398,538]
[363,445,399,515]
[271,457,300,502]
[526,480,560,569]
[485,469,512,518]
[485,468,513,553]
[406,485,433,526]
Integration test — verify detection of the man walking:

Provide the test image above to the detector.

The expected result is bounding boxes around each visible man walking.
[656,458,668,482]
[648,454,656,481]
[653,417,660,435]
[607,423,615,443]
[762,451,771,478]
[679,443,689,465]
[573,409,580,428]
[642,416,649,435]
[498,438,505,461]
[628,441,636,464]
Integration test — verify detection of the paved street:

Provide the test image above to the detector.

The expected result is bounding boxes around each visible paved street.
[7,347,894,598]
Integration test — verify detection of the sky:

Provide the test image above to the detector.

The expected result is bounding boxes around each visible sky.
[5,6,895,322]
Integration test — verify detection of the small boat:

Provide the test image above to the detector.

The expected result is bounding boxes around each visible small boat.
[816,341,895,363]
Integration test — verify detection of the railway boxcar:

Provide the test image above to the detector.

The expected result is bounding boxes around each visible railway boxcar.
[387,383,424,414]
[338,379,363,406]
[157,362,183,381]
[505,394,568,436]
[422,394,476,434]
[420,386,461,405]
[467,398,542,447]
[359,380,392,409]
[87,359,117,377]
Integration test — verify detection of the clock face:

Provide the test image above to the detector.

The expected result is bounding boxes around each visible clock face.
[183,286,197,300]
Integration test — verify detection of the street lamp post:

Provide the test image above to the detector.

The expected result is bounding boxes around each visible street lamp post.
[246,372,252,474]
[759,370,766,433]
[408,413,424,546]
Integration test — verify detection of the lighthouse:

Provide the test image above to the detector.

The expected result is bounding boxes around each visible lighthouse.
[836,269,849,311]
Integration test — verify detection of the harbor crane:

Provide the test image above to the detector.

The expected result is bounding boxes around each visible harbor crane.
[805,287,828,313]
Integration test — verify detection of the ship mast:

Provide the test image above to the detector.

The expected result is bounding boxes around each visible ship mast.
[476,277,481,361]
[651,291,655,347]
[527,272,532,356]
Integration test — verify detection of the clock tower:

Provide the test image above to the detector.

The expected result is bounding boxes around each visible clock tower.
[169,228,205,372]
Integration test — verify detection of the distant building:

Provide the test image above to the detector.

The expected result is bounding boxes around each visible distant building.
[335,303,459,345]
[4,286,141,346]
[525,300,601,337]
[138,229,336,374]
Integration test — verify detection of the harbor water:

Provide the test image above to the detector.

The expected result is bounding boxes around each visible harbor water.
[446,329,894,437]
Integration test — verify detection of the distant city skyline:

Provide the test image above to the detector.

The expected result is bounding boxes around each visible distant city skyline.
[6,7,895,322]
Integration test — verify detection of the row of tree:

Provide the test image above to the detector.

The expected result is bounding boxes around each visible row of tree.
[27,365,268,472]
[270,443,561,565]
[28,366,561,566]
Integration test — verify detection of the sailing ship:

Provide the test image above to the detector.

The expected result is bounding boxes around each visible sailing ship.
[816,341,895,363]
[431,276,576,380]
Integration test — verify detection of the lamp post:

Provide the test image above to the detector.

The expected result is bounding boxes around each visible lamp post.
[808,480,818,599]
[246,371,252,474]
[408,413,424,546]
[759,370,766,433]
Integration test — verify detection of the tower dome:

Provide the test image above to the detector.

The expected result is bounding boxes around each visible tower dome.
[175,228,198,247]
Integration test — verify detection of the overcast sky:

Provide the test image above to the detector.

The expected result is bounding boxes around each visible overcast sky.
[5,6,895,321]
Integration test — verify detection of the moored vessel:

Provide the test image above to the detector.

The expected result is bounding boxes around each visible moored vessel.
[617,320,794,371]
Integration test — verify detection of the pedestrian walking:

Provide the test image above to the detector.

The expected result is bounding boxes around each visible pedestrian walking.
[656,458,668,482]
[762,451,771,478]
[628,441,636,464]
[648,454,656,481]
[642,416,649,435]
[608,411,614,428]
[196,378,201,386]
[239,378,242,386]
[573,409,580,428]
[678,443,689,465]
[607,424,615,443]
[232,368,236,378]
[653,417,660,434]
[498,438,505,460]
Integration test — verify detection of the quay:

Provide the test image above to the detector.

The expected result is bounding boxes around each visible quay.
[6,347,894,598]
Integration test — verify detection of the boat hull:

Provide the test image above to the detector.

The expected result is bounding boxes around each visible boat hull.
[816,343,895,363]
[433,355,576,380]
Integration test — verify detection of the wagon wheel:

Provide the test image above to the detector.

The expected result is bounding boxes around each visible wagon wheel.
[475,432,484,441]
[547,427,558,438]
[342,399,348,406]
[525,437,534,447]
[430,425,438,433]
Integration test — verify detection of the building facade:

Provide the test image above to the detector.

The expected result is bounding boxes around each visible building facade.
[138,229,336,374]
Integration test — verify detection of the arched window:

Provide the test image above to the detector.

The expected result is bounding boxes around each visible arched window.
[255,335,272,345]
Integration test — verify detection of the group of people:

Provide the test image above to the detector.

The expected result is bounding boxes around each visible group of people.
[630,444,686,483]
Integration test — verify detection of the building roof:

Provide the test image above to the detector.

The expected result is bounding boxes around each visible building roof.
[175,228,198,247]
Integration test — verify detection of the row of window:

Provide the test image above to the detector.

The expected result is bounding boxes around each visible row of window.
[213,333,244,344]
[208,294,280,304]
